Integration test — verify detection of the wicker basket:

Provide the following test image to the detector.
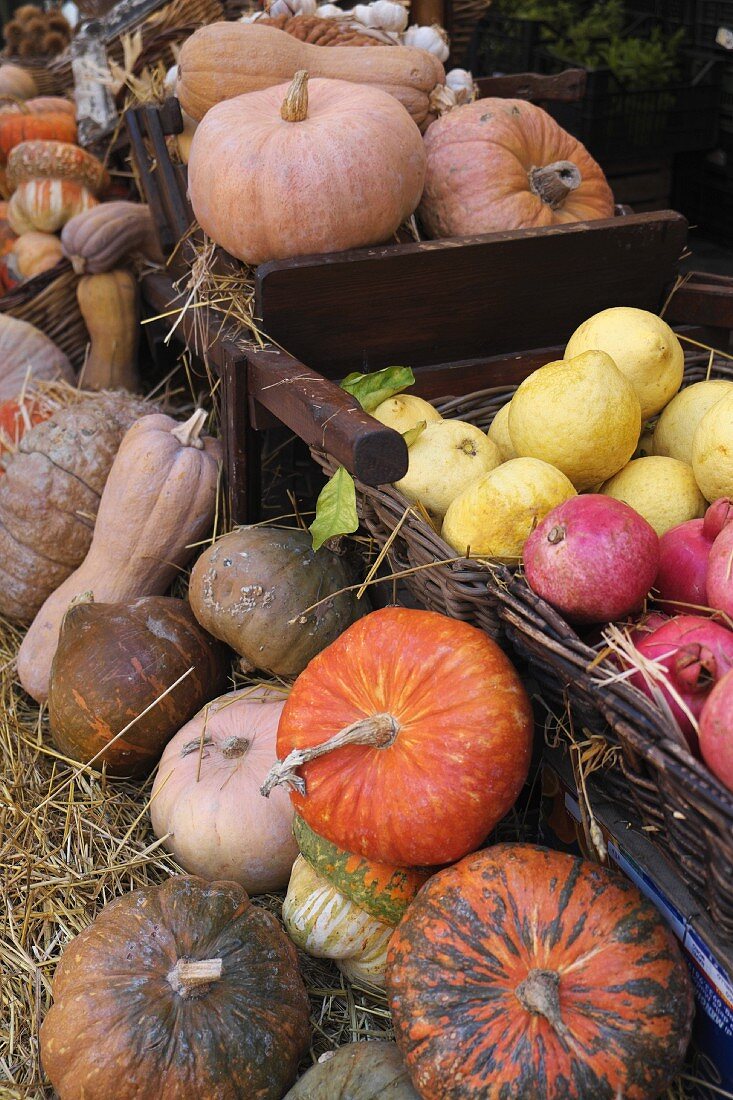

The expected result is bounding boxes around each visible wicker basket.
[449,0,493,67]
[0,262,88,370]
[313,354,733,937]
[2,54,71,95]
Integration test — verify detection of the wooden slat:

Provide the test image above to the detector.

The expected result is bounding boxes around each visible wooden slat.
[476,68,586,103]
[255,211,688,377]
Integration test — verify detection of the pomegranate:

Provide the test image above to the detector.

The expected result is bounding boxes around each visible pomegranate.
[707,520,733,619]
[703,497,733,542]
[632,615,733,751]
[523,495,658,625]
[699,668,733,791]
[655,498,733,614]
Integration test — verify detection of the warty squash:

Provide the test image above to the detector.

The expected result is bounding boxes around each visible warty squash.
[283,855,394,987]
[0,96,77,195]
[284,1043,419,1100]
[77,268,140,391]
[419,98,615,239]
[12,229,63,277]
[40,875,312,1100]
[0,312,73,400]
[0,392,152,623]
[61,200,164,274]
[188,71,426,264]
[151,688,299,892]
[177,21,445,130]
[18,409,222,703]
[387,844,694,1100]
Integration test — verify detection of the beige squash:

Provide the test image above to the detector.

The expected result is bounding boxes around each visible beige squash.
[77,269,140,392]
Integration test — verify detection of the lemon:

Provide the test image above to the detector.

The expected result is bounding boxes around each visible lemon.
[508,350,641,491]
[372,394,442,434]
[394,419,501,517]
[653,380,733,465]
[600,456,706,535]
[442,457,577,563]
[692,390,733,502]
[565,307,683,419]
[487,402,516,462]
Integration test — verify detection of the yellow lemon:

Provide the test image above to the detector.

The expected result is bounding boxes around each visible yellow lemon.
[653,380,733,465]
[508,350,641,491]
[487,402,516,462]
[600,456,706,535]
[394,419,501,517]
[692,390,733,502]
[372,394,442,434]
[565,307,684,419]
[442,457,577,563]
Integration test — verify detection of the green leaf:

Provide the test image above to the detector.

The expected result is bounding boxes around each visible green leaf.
[310,467,359,551]
[341,366,415,413]
[402,420,427,448]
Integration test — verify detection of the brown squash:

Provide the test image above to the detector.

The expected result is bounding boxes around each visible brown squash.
[61,201,165,274]
[0,392,152,623]
[77,269,140,392]
[48,595,230,775]
[12,229,63,277]
[0,312,73,400]
[18,410,222,703]
[284,1043,418,1099]
[40,875,312,1100]
[188,526,366,678]
[177,22,445,131]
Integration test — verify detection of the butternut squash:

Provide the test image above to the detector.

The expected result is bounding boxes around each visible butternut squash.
[61,201,164,274]
[12,229,63,277]
[17,410,222,703]
[176,22,445,131]
[77,269,140,392]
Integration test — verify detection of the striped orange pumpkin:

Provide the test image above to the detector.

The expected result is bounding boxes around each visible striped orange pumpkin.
[386,844,694,1100]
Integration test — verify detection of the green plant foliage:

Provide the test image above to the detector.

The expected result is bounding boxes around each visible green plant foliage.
[341,366,415,413]
[309,466,358,551]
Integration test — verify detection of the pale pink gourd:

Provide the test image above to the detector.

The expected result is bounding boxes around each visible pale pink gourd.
[151,688,298,893]
[419,98,615,239]
[187,71,426,264]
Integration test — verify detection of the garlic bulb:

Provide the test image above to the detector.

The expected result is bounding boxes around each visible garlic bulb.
[265,0,317,16]
[316,3,348,16]
[446,67,478,105]
[352,0,407,30]
[403,23,450,62]
[164,64,178,96]
[61,0,78,29]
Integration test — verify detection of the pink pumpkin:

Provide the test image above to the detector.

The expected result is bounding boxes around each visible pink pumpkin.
[151,688,298,893]
[188,71,426,264]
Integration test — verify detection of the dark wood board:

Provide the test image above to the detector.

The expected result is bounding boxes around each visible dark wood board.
[255,211,688,377]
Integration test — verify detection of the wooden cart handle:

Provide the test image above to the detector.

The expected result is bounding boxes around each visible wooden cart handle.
[246,347,409,486]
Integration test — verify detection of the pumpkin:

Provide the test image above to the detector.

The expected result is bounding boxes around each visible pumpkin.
[77,269,140,391]
[284,1043,419,1100]
[40,875,312,1100]
[18,410,222,703]
[188,71,426,265]
[7,177,98,233]
[386,844,695,1100]
[0,96,76,116]
[418,98,615,239]
[0,391,53,463]
[0,392,152,623]
[61,200,164,274]
[0,97,77,189]
[0,64,38,101]
[293,814,430,926]
[188,526,365,678]
[263,607,533,866]
[177,22,445,131]
[0,313,73,400]
[6,140,108,233]
[12,229,63,277]
[283,855,393,987]
[151,687,298,892]
[48,595,230,776]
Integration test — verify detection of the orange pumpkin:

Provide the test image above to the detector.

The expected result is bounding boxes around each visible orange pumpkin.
[0,393,53,464]
[387,844,694,1100]
[8,179,98,233]
[419,98,615,239]
[266,607,533,866]
[188,70,426,264]
[0,98,77,195]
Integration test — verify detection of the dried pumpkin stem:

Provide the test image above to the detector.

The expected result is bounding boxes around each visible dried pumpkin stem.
[528,161,582,210]
[281,70,309,123]
[167,957,223,998]
[515,968,567,1034]
[171,408,206,449]
[261,713,399,797]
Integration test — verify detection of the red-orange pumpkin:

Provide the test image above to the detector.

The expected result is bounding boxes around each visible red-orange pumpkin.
[266,607,533,866]
[0,393,52,464]
[419,98,615,239]
[0,98,77,176]
[386,844,694,1100]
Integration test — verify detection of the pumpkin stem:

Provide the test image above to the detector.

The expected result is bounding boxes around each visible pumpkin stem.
[515,968,565,1032]
[167,957,223,998]
[220,735,251,759]
[528,161,582,210]
[261,713,400,797]
[281,70,309,123]
[171,408,206,449]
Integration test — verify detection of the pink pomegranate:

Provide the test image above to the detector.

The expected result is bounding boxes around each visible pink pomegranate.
[707,520,733,619]
[523,495,659,625]
[704,497,733,542]
[655,498,733,614]
[632,615,733,751]
[699,668,733,791]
